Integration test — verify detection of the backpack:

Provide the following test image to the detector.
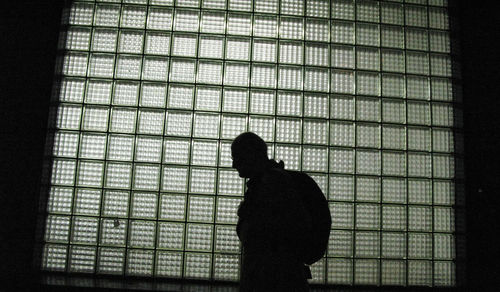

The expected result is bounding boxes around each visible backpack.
[286,170,332,265]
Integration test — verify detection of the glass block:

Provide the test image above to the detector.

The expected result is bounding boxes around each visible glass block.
[74,188,101,216]
[100,218,127,246]
[170,58,196,83]
[330,95,354,120]
[142,57,169,81]
[409,206,432,232]
[382,233,406,259]
[140,82,167,108]
[381,25,404,49]
[434,207,453,232]
[77,160,104,187]
[97,247,125,275]
[92,28,117,53]
[252,39,277,63]
[429,30,450,53]
[356,23,379,46]
[330,202,354,229]
[102,190,129,217]
[225,37,250,61]
[279,41,303,65]
[172,34,197,57]
[216,197,240,225]
[432,128,453,153]
[191,139,218,166]
[431,78,453,101]
[357,72,380,96]
[331,21,354,44]
[118,30,144,54]
[310,258,326,284]
[62,52,88,77]
[113,81,140,106]
[382,206,406,231]
[405,5,428,28]
[381,49,405,73]
[116,55,142,79]
[168,84,194,110]
[228,0,252,11]
[382,178,406,204]
[305,19,329,42]
[147,7,173,31]
[131,192,157,219]
[69,245,96,273]
[276,118,301,143]
[381,99,405,124]
[434,180,454,205]
[82,106,108,132]
[51,159,77,186]
[221,114,247,140]
[199,36,224,59]
[356,176,380,202]
[177,0,199,7]
[135,136,162,163]
[381,125,405,151]
[356,123,380,148]
[408,178,431,204]
[356,47,379,71]
[203,0,226,9]
[406,28,428,51]
[432,102,453,127]
[224,62,249,86]
[158,222,185,249]
[197,61,223,84]
[356,97,380,122]
[126,249,154,276]
[408,260,432,286]
[88,54,114,78]
[71,216,98,244]
[42,244,68,271]
[252,64,276,88]
[218,169,244,196]
[145,32,170,56]
[433,154,455,179]
[331,70,354,94]
[305,67,329,92]
[327,258,352,285]
[429,7,449,30]
[186,224,213,251]
[275,144,301,171]
[329,121,354,148]
[214,254,240,281]
[356,149,381,175]
[86,79,112,105]
[254,15,278,38]
[193,112,219,138]
[156,251,183,278]
[356,0,379,23]
[382,151,406,176]
[47,186,73,214]
[200,11,225,34]
[381,2,403,25]
[196,86,221,111]
[281,0,303,15]
[174,9,199,32]
[250,90,275,115]
[184,252,212,279]
[128,220,155,248]
[159,194,187,221]
[188,195,215,222]
[356,205,380,230]
[279,17,304,40]
[278,66,302,90]
[329,148,354,174]
[408,153,432,178]
[407,75,430,100]
[303,119,328,145]
[137,109,165,135]
[165,111,192,137]
[58,78,86,103]
[408,126,431,151]
[190,168,216,194]
[354,259,379,285]
[407,101,430,125]
[94,4,119,27]
[302,146,328,172]
[307,0,329,18]
[434,233,454,260]
[406,51,429,75]
[133,164,160,191]
[227,13,252,35]
[121,5,147,28]
[434,261,455,286]
[328,230,352,257]
[107,134,134,161]
[45,215,70,242]
[331,45,354,69]
[382,260,406,286]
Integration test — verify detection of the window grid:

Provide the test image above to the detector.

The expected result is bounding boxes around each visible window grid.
[40,0,461,287]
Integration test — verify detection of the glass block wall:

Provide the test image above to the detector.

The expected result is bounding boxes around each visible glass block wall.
[38,0,464,287]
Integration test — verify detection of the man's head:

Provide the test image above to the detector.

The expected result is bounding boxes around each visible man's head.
[231,132,268,178]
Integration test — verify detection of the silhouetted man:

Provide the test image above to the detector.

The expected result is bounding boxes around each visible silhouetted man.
[232,132,310,292]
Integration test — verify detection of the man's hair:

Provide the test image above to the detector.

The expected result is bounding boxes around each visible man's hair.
[232,132,268,158]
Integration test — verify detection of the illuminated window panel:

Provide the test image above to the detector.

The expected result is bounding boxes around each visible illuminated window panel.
[40,0,463,288]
